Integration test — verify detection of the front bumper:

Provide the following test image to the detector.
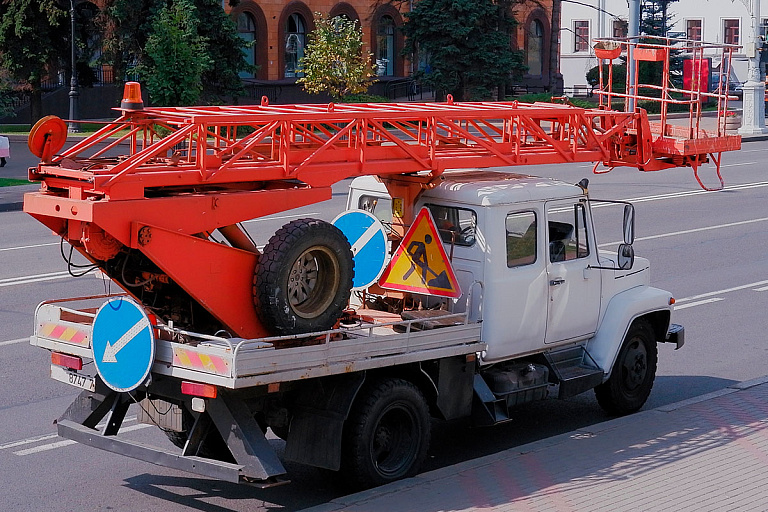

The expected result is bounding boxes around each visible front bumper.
[666,323,685,350]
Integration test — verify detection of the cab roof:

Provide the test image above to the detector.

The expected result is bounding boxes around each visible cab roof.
[421,170,586,206]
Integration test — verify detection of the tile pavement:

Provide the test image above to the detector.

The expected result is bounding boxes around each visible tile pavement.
[304,376,768,512]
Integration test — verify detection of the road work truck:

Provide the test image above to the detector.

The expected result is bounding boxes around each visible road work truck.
[25,38,739,488]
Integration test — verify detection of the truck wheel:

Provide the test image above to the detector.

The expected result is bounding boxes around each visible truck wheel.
[341,378,431,489]
[595,320,658,416]
[254,219,353,335]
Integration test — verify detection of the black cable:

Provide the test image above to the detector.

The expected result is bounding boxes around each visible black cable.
[120,250,155,287]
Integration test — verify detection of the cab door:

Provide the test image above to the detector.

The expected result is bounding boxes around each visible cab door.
[544,199,601,344]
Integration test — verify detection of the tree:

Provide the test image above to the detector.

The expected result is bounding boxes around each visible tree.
[138,0,211,106]
[638,0,682,88]
[298,14,376,100]
[103,0,251,102]
[402,0,525,101]
[0,0,68,123]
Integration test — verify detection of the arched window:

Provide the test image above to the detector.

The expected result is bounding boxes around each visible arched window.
[376,15,395,76]
[527,19,544,76]
[237,12,257,79]
[285,13,307,78]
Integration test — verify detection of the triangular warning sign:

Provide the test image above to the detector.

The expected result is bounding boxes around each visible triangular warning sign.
[379,207,462,299]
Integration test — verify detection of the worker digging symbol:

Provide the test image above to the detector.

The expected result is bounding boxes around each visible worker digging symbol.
[402,234,452,290]
[379,207,462,298]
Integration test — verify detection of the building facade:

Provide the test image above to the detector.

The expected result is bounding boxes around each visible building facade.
[560,0,765,92]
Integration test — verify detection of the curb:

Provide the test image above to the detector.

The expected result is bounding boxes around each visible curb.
[300,375,768,512]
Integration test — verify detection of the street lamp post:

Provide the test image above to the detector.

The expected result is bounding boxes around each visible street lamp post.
[68,0,80,133]
[739,0,767,134]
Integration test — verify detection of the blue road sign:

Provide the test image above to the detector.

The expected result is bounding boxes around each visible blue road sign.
[92,297,155,392]
[333,210,389,290]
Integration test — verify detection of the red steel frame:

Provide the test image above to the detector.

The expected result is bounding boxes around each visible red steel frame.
[23,42,742,337]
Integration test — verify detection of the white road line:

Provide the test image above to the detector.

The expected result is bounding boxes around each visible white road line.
[674,298,724,310]
[590,180,768,210]
[13,423,154,456]
[0,337,27,347]
[0,242,59,252]
[721,162,757,167]
[675,279,768,303]
[0,433,58,450]
[754,286,768,292]
[597,217,768,248]
[0,271,71,287]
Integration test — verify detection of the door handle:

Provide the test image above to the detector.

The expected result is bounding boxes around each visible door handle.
[549,277,565,286]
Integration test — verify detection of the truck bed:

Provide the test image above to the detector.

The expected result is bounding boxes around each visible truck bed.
[32,295,484,389]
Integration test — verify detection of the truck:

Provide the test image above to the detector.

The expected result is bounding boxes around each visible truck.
[25,38,736,489]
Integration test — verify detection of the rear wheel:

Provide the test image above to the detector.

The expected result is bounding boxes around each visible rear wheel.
[595,320,658,415]
[254,219,353,335]
[341,379,431,489]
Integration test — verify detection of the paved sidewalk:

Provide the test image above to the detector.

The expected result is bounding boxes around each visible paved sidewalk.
[304,376,768,512]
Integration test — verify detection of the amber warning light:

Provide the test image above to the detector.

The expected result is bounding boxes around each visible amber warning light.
[120,82,144,110]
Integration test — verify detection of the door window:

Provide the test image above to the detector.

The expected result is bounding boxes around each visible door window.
[547,202,590,262]
[505,211,537,267]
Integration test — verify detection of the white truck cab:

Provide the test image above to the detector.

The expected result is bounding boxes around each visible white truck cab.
[348,170,682,402]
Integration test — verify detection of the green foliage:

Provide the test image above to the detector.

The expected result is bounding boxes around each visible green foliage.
[403,0,525,101]
[512,93,594,109]
[0,0,68,121]
[586,64,627,93]
[104,0,250,101]
[340,93,389,103]
[298,14,376,100]
[138,0,212,106]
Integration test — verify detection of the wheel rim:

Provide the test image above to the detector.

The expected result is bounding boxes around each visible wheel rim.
[287,245,340,319]
[370,402,419,479]
[621,339,648,393]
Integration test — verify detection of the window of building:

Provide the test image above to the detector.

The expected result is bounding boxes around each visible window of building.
[426,204,477,247]
[574,21,590,52]
[527,19,544,76]
[506,212,537,268]
[376,15,395,76]
[237,13,256,79]
[686,19,702,41]
[285,13,307,78]
[723,19,740,45]
[613,19,628,39]
[762,18,768,40]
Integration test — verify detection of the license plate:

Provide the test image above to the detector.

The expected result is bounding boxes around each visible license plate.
[50,365,96,392]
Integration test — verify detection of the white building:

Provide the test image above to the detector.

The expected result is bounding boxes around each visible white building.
[560,0,765,92]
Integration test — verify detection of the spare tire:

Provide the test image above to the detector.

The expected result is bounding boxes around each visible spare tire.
[254,218,354,335]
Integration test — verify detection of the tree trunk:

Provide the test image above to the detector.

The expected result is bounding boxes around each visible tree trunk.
[549,0,563,95]
[30,78,43,125]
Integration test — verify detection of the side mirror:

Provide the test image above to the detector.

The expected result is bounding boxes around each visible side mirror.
[623,204,635,245]
[618,243,634,270]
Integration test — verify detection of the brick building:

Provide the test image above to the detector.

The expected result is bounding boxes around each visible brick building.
[226,0,560,95]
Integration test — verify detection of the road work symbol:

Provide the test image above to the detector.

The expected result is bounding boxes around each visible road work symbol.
[379,207,461,298]
[92,298,155,392]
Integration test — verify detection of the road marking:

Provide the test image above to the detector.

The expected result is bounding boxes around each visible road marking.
[0,271,71,287]
[720,161,757,167]
[0,242,59,252]
[675,279,768,303]
[0,337,27,347]
[0,433,58,450]
[674,298,724,310]
[755,286,768,292]
[12,423,153,456]
[598,217,768,248]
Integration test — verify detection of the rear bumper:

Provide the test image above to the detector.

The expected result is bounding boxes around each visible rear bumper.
[666,323,685,350]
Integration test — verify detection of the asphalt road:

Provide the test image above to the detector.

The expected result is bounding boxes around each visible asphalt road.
[1,138,767,510]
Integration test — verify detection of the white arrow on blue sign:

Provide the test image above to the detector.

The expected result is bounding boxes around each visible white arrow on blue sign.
[333,210,389,290]
[92,297,155,392]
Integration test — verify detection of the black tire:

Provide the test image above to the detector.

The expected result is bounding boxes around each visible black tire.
[341,378,431,489]
[254,219,353,335]
[595,320,658,416]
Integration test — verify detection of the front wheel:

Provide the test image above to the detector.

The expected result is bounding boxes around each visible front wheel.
[341,379,431,489]
[595,320,658,416]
